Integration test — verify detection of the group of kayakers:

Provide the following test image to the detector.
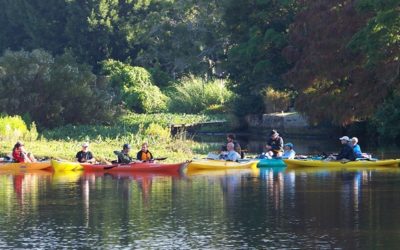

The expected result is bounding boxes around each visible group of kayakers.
[10,141,154,164]
[326,136,369,161]
[9,130,368,164]
[219,130,296,161]
[220,130,368,162]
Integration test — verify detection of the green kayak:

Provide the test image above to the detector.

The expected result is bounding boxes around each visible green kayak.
[257,158,286,168]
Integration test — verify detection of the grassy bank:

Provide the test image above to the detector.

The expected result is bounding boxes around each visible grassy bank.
[0,113,226,162]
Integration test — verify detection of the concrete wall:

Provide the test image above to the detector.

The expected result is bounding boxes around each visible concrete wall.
[245,112,339,137]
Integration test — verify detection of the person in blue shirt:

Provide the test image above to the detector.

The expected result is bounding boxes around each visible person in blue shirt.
[282,143,296,159]
[351,137,371,159]
[351,137,363,158]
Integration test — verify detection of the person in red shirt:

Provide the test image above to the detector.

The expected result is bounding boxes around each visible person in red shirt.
[12,142,36,163]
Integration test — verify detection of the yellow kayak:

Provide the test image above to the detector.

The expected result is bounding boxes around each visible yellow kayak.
[51,159,83,171]
[187,159,259,171]
[0,161,51,171]
[283,159,400,168]
[285,165,400,174]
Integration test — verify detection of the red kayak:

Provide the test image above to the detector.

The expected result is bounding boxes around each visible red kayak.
[82,161,188,174]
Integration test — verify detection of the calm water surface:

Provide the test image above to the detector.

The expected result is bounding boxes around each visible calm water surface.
[1,166,400,249]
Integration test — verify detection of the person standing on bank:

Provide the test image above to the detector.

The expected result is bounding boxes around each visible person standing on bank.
[265,130,284,158]
[76,142,96,163]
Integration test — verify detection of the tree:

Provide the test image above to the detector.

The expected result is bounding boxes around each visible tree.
[0,0,68,54]
[101,59,168,113]
[133,0,227,83]
[284,0,399,125]
[222,0,298,115]
[0,49,116,127]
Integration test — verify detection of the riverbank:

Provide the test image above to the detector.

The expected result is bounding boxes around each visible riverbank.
[0,113,226,162]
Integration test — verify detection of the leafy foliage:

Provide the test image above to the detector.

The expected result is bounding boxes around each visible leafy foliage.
[167,76,234,114]
[0,49,116,127]
[101,59,168,113]
[0,115,38,141]
[372,93,400,142]
[223,0,298,114]
[261,87,292,113]
[284,0,399,126]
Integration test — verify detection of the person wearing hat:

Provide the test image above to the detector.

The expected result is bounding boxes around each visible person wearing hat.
[12,141,36,163]
[265,129,284,158]
[333,136,356,161]
[116,143,133,164]
[76,142,95,163]
[282,143,296,159]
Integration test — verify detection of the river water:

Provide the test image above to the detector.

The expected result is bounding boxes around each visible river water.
[1,136,400,249]
[1,165,400,249]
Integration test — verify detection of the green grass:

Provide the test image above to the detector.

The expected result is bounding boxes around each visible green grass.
[0,113,228,162]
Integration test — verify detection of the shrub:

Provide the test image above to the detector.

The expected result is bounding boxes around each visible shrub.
[144,123,170,143]
[101,59,168,113]
[371,93,400,142]
[0,115,38,141]
[168,75,235,113]
[261,86,292,113]
[0,49,116,127]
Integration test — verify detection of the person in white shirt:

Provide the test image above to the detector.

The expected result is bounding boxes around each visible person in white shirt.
[282,143,296,159]
[225,142,241,161]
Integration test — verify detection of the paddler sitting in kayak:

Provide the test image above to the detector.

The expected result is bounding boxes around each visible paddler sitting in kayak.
[282,143,296,159]
[76,142,96,164]
[351,137,371,159]
[220,142,241,161]
[136,142,154,162]
[326,136,356,161]
[12,141,36,163]
[115,143,134,164]
[261,129,284,159]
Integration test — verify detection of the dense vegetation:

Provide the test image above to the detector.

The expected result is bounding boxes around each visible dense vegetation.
[0,114,218,162]
[0,0,399,141]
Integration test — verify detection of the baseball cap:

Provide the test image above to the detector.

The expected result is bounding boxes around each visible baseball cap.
[284,143,294,149]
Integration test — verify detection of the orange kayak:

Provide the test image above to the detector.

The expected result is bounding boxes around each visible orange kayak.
[82,161,188,174]
[0,161,51,171]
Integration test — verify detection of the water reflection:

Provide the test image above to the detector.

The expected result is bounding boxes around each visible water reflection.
[0,168,400,248]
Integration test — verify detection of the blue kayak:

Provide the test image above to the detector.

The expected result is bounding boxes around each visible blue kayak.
[257,158,286,168]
